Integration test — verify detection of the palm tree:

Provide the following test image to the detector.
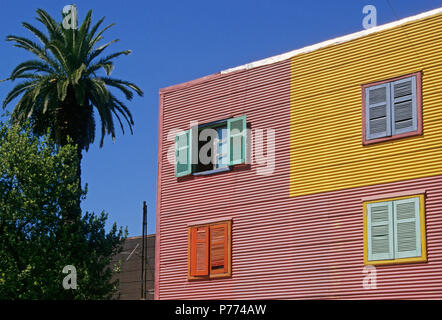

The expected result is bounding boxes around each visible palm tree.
[1,8,143,199]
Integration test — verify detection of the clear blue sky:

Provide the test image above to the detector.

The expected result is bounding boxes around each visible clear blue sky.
[0,0,440,236]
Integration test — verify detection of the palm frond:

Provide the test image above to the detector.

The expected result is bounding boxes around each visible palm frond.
[2,80,38,109]
[6,35,48,59]
[72,64,87,84]
[110,96,134,135]
[86,23,115,57]
[56,79,69,101]
[87,16,105,43]
[9,60,56,80]
[75,10,93,59]
[99,77,143,99]
[46,40,70,74]
[87,39,119,64]
[87,50,131,75]
[22,22,50,46]
[88,90,114,146]
[2,8,143,152]
[35,9,63,42]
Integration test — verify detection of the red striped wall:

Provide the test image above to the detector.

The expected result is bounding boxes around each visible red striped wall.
[156,59,442,299]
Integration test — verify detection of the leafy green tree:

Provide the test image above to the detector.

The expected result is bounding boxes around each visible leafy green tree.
[0,122,127,299]
[1,8,143,191]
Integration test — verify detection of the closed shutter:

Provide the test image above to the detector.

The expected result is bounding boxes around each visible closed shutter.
[175,129,192,177]
[227,116,246,165]
[367,201,394,261]
[209,223,229,274]
[391,76,417,135]
[365,84,391,140]
[393,197,421,259]
[190,226,209,276]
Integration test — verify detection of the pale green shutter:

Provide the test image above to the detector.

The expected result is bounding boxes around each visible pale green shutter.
[367,201,394,261]
[227,116,246,166]
[366,84,391,140]
[393,197,421,259]
[175,129,192,177]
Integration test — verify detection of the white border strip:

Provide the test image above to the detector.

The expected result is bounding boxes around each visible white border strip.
[221,7,442,74]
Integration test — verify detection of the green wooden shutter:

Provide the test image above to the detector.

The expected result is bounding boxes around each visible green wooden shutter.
[227,116,246,166]
[391,76,417,135]
[175,129,192,177]
[393,197,421,259]
[366,84,391,140]
[367,201,394,261]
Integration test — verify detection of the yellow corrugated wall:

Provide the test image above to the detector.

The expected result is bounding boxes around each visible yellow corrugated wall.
[289,12,442,197]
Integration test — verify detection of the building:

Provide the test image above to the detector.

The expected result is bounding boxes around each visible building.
[111,235,155,300]
[155,7,442,299]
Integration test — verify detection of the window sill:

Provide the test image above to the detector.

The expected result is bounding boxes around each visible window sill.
[188,273,231,281]
[362,129,422,146]
[365,256,427,266]
[192,167,231,176]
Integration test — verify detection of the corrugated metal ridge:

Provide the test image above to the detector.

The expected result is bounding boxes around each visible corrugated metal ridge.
[221,6,442,74]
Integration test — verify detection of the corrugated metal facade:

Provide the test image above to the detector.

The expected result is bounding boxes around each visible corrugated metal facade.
[156,10,442,299]
[290,13,442,197]
[111,235,155,300]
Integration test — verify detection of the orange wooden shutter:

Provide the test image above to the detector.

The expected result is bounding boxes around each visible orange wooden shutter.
[209,223,229,274]
[190,226,209,276]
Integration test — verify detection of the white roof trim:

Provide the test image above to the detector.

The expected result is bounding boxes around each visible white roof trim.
[220,7,442,74]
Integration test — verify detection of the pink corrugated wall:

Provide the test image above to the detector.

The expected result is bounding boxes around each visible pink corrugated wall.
[156,59,442,299]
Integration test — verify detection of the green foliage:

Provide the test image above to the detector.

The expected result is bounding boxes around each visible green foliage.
[2,8,143,151]
[0,122,127,299]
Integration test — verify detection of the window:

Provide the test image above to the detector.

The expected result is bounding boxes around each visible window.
[175,116,247,177]
[363,195,427,265]
[193,123,229,174]
[188,220,231,279]
[362,72,422,145]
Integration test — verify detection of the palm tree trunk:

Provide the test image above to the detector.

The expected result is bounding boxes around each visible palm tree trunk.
[76,146,83,216]
[59,145,83,224]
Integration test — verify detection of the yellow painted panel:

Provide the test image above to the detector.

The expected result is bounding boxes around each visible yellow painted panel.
[290,12,442,197]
